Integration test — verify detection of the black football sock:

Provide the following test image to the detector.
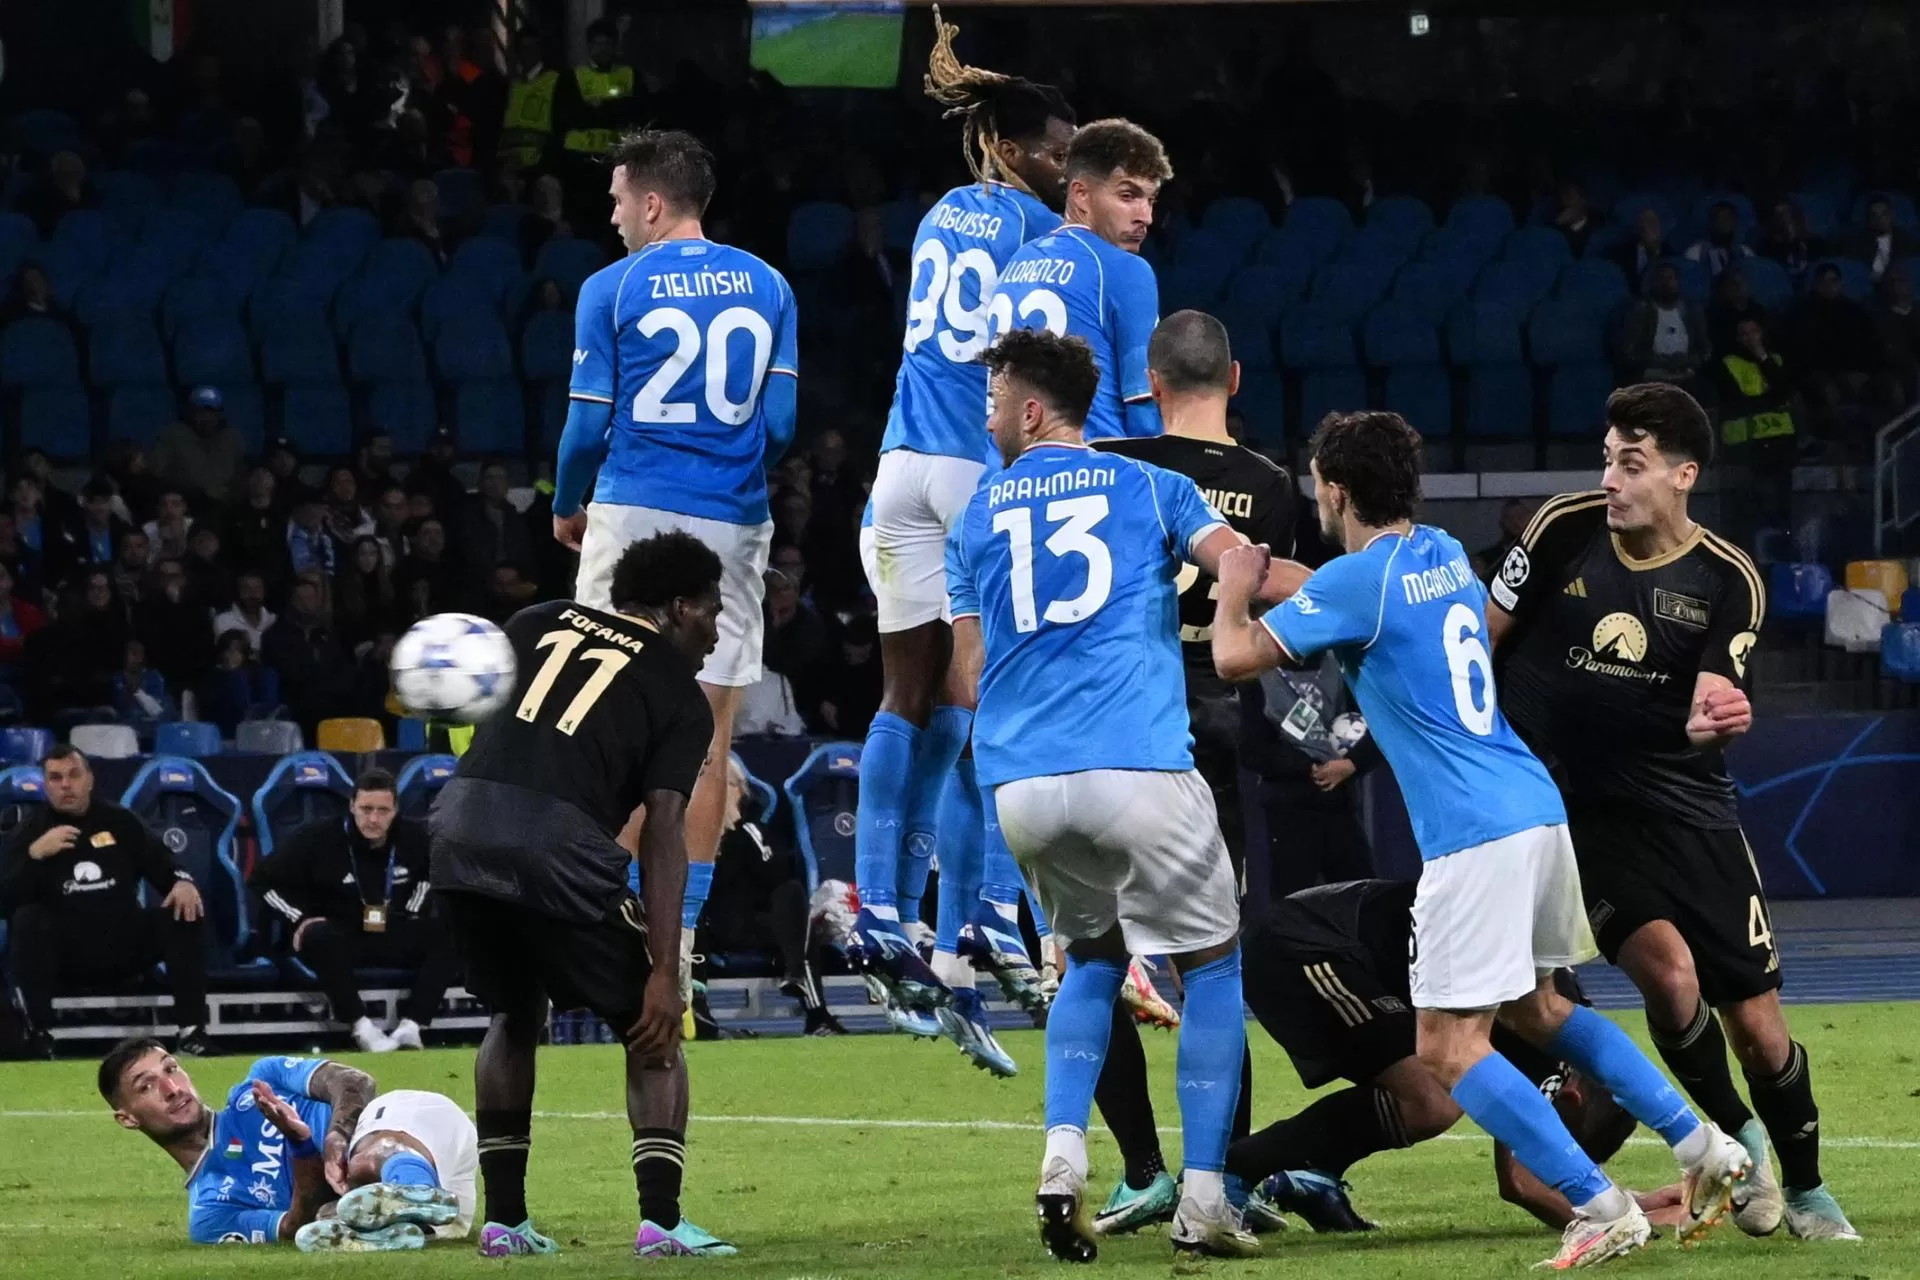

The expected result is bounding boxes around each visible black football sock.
[1745,1041,1822,1192]
[1226,1087,1409,1183]
[633,1128,687,1229]
[1094,1005,1165,1190]
[1232,1043,1253,1144]
[476,1109,532,1226]
[1649,999,1755,1136]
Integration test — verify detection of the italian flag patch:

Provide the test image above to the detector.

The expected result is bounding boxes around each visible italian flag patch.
[135,0,193,63]
[224,1137,244,1159]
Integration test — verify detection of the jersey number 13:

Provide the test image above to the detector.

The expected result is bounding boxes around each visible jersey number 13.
[991,495,1112,633]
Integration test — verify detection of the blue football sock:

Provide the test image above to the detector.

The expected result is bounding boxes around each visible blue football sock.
[855,711,920,913]
[380,1151,440,1189]
[898,705,970,925]
[681,861,713,932]
[979,804,1025,922]
[934,758,984,955]
[1045,955,1128,1133]
[1026,884,1052,940]
[1453,1051,1613,1205]
[1548,1004,1701,1149]
[1174,948,1247,1173]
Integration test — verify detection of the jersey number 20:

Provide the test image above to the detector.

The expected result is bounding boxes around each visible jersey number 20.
[992,496,1111,632]
[1442,602,1496,735]
[634,306,774,426]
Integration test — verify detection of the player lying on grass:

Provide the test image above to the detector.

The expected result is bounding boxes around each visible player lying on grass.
[1228,879,1684,1234]
[99,1037,473,1251]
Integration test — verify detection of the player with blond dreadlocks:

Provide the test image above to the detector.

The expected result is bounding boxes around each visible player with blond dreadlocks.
[848,6,1074,1074]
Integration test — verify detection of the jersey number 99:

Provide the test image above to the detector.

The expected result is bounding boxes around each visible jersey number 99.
[904,241,999,363]
[635,306,774,426]
[991,495,1112,633]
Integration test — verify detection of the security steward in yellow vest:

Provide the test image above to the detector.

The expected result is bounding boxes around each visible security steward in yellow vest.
[500,28,560,173]
[1712,316,1798,536]
[554,19,638,160]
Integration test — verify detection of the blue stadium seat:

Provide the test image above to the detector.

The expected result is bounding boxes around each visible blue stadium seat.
[395,718,429,752]
[449,236,524,306]
[196,238,272,299]
[19,388,90,457]
[1310,260,1396,323]
[51,208,123,258]
[278,241,361,299]
[1417,228,1500,274]
[0,212,36,274]
[169,173,243,230]
[1554,259,1630,312]
[1768,562,1833,621]
[172,318,253,386]
[435,314,514,382]
[1809,256,1872,302]
[1247,235,1323,300]
[1613,192,1677,235]
[1200,197,1271,259]
[303,207,381,256]
[0,318,80,387]
[213,384,265,450]
[1382,365,1452,437]
[1280,303,1358,370]
[0,766,46,849]
[1388,260,1469,328]
[155,721,222,758]
[881,197,926,253]
[1462,366,1533,437]
[367,382,436,452]
[259,316,341,386]
[160,274,244,339]
[787,202,854,272]
[1363,304,1439,367]
[395,753,457,819]
[121,757,255,972]
[365,236,443,299]
[220,208,297,273]
[348,316,428,384]
[419,278,496,342]
[1546,364,1615,436]
[281,385,353,455]
[480,203,529,242]
[1363,196,1435,257]
[1445,196,1515,247]
[1300,369,1368,435]
[94,171,157,234]
[140,207,220,258]
[1474,259,1555,310]
[1785,191,1836,241]
[0,726,53,765]
[248,274,333,338]
[783,742,862,891]
[1850,190,1920,233]
[1527,299,1607,367]
[520,309,574,383]
[13,109,82,160]
[73,274,162,328]
[1171,229,1243,300]
[1228,368,1286,445]
[1158,263,1225,315]
[453,382,526,454]
[1213,298,1278,370]
[1502,225,1574,268]
[1667,257,1711,304]
[432,168,484,220]
[33,239,107,306]
[1882,622,1920,683]
[251,750,354,859]
[107,386,178,447]
[1447,301,1525,365]
[1340,225,1414,267]
[532,238,606,296]
[1224,265,1303,328]
[89,320,168,388]
[1281,197,1352,264]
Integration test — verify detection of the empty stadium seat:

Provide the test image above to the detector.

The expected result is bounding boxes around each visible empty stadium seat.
[419,278,495,341]
[70,723,139,759]
[787,202,854,272]
[1613,192,1677,234]
[1785,191,1836,241]
[536,381,568,451]
[366,382,437,452]
[1527,299,1607,367]
[1310,260,1396,323]
[160,274,244,338]
[1389,260,1470,328]
[170,173,243,229]
[0,726,52,766]
[1503,225,1575,268]
[280,385,353,455]
[218,208,297,273]
[1228,368,1285,444]
[317,717,384,753]
[107,386,178,447]
[454,382,527,454]
[35,239,107,307]
[1200,197,1271,256]
[433,168,484,220]
[532,238,606,295]
[783,742,862,890]
[1882,622,1920,682]
[1171,229,1245,299]
[172,318,253,386]
[121,757,251,969]
[1826,588,1889,652]
[1362,196,1435,256]
[1382,364,1452,437]
[434,314,515,383]
[520,309,574,383]
[1252,230,1327,295]
[1445,196,1515,246]
[1363,303,1440,367]
[1213,298,1278,370]
[88,320,168,388]
[1281,197,1353,262]
[140,207,220,258]
[1545,365,1616,436]
[1554,259,1630,312]
[1223,265,1301,328]
[213,384,266,449]
[155,721,222,757]
[1846,560,1911,612]
[260,317,342,386]
[0,212,37,275]
[395,752,457,818]
[0,318,81,387]
[304,207,381,255]
[1300,368,1368,435]
[368,235,444,296]
[348,316,428,385]
[19,388,90,456]
[449,236,524,306]
[1280,303,1358,370]
[234,719,303,755]
[480,203,529,242]
[1769,562,1834,620]
[252,750,355,858]
[1474,259,1556,310]
[1341,224,1414,266]
[0,765,46,844]
[1463,365,1534,436]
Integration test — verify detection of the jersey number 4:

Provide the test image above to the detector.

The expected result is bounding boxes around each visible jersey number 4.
[1443,603,1497,736]
[634,306,774,426]
[992,496,1112,633]
[515,630,632,735]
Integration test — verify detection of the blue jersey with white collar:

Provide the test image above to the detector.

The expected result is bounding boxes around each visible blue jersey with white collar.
[1261,525,1565,860]
[184,1057,333,1245]
[884,183,1059,461]
[989,225,1161,453]
[947,443,1226,786]
[569,239,798,525]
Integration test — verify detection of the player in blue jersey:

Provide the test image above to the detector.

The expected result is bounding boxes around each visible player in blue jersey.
[1210,410,1755,1270]
[98,1038,474,1251]
[948,331,1301,1262]
[849,10,1075,1054]
[553,128,799,999]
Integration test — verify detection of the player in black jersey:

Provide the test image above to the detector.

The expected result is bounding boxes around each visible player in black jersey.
[1228,880,1684,1234]
[1082,311,1297,1235]
[430,531,738,1259]
[1486,383,1858,1243]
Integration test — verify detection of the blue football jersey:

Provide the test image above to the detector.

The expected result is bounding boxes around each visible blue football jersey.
[570,239,798,525]
[989,225,1161,450]
[884,183,1059,461]
[948,443,1227,786]
[1262,526,1566,860]
[184,1057,334,1245]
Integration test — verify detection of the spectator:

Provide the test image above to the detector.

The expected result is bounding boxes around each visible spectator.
[499,27,559,176]
[0,747,217,1059]
[10,477,47,556]
[1756,200,1820,281]
[112,639,176,742]
[335,536,398,654]
[0,514,46,605]
[347,627,404,722]
[425,25,501,172]
[47,478,130,587]
[1617,262,1711,387]
[0,264,80,336]
[1788,262,1887,415]
[1610,207,1668,290]
[111,529,151,603]
[134,559,214,689]
[248,768,453,1053]
[1472,498,1539,580]
[1714,317,1799,539]
[27,571,128,722]
[20,450,80,532]
[1875,269,1920,402]
[1707,270,1770,357]
[195,629,283,737]
[769,542,810,603]
[0,562,49,684]
[762,567,827,684]
[553,19,640,206]
[1683,201,1755,280]
[260,575,353,737]
[141,488,195,565]
[150,387,247,508]
[102,439,164,527]
[735,667,807,738]
[394,517,460,617]
[1839,194,1919,284]
[455,459,533,586]
[391,177,455,266]
[809,614,882,737]
[224,466,288,585]
[322,466,377,548]
[21,151,97,238]
[211,570,277,654]
[407,426,467,525]
[479,562,538,623]
[1549,181,1599,257]
[286,497,337,579]
[355,431,398,498]
[519,174,571,269]
[372,484,410,566]
[265,436,313,505]
[183,525,233,610]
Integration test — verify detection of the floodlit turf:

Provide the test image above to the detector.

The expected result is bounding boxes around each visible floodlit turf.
[1,1004,1913,1277]
[750,13,904,90]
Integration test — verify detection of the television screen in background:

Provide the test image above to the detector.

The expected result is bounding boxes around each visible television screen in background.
[749,1,905,89]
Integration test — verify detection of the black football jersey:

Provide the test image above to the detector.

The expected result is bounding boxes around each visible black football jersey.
[1093,435,1297,684]
[1489,492,1764,828]
[453,599,714,837]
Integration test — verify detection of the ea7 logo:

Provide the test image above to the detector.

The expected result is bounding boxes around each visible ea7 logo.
[1179,1079,1217,1089]
[573,349,589,365]
[1060,1049,1101,1062]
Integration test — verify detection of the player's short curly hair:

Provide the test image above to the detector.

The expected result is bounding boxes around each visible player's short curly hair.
[611,531,723,613]
[98,1035,168,1104]
[1308,411,1424,528]
[923,6,1074,188]
[980,329,1100,427]
[1064,118,1173,188]
[608,129,716,218]
[1605,382,1713,467]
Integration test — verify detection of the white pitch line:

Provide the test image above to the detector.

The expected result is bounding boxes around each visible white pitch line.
[5,1109,1918,1149]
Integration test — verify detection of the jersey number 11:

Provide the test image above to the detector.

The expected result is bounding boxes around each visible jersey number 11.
[516,630,632,735]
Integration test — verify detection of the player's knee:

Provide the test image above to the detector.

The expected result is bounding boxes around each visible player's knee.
[1620,929,1700,1028]
[1720,994,1792,1074]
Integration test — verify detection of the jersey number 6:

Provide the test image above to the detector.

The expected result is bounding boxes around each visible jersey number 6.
[1442,602,1496,736]
[992,495,1112,633]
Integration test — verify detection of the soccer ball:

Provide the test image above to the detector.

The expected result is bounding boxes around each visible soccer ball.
[1329,712,1368,756]
[390,613,517,723]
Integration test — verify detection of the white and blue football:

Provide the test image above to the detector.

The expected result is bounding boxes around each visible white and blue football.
[390,613,517,723]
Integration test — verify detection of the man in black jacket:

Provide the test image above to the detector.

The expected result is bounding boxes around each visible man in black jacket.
[250,768,453,1054]
[0,746,217,1058]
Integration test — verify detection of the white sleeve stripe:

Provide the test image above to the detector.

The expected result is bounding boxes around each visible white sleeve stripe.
[568,392,614,403]
[1185,521,1229,558]
[767,366,798,377]
[263,891,303,923]
[1259,611,1303,664]
[950,609,981,621]
[1362,539,1403,652]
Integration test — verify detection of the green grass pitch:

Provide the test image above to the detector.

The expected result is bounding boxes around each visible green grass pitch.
[1,1004,1913,1277]
[750,13,903,90]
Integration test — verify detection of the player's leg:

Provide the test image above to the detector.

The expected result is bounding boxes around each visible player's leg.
[1089,1009,1177,1235]
[960,799,1046,1007]
[929,740,1009,1065]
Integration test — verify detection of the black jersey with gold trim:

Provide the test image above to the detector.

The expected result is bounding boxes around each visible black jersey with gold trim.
[1487,491,1764,828]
